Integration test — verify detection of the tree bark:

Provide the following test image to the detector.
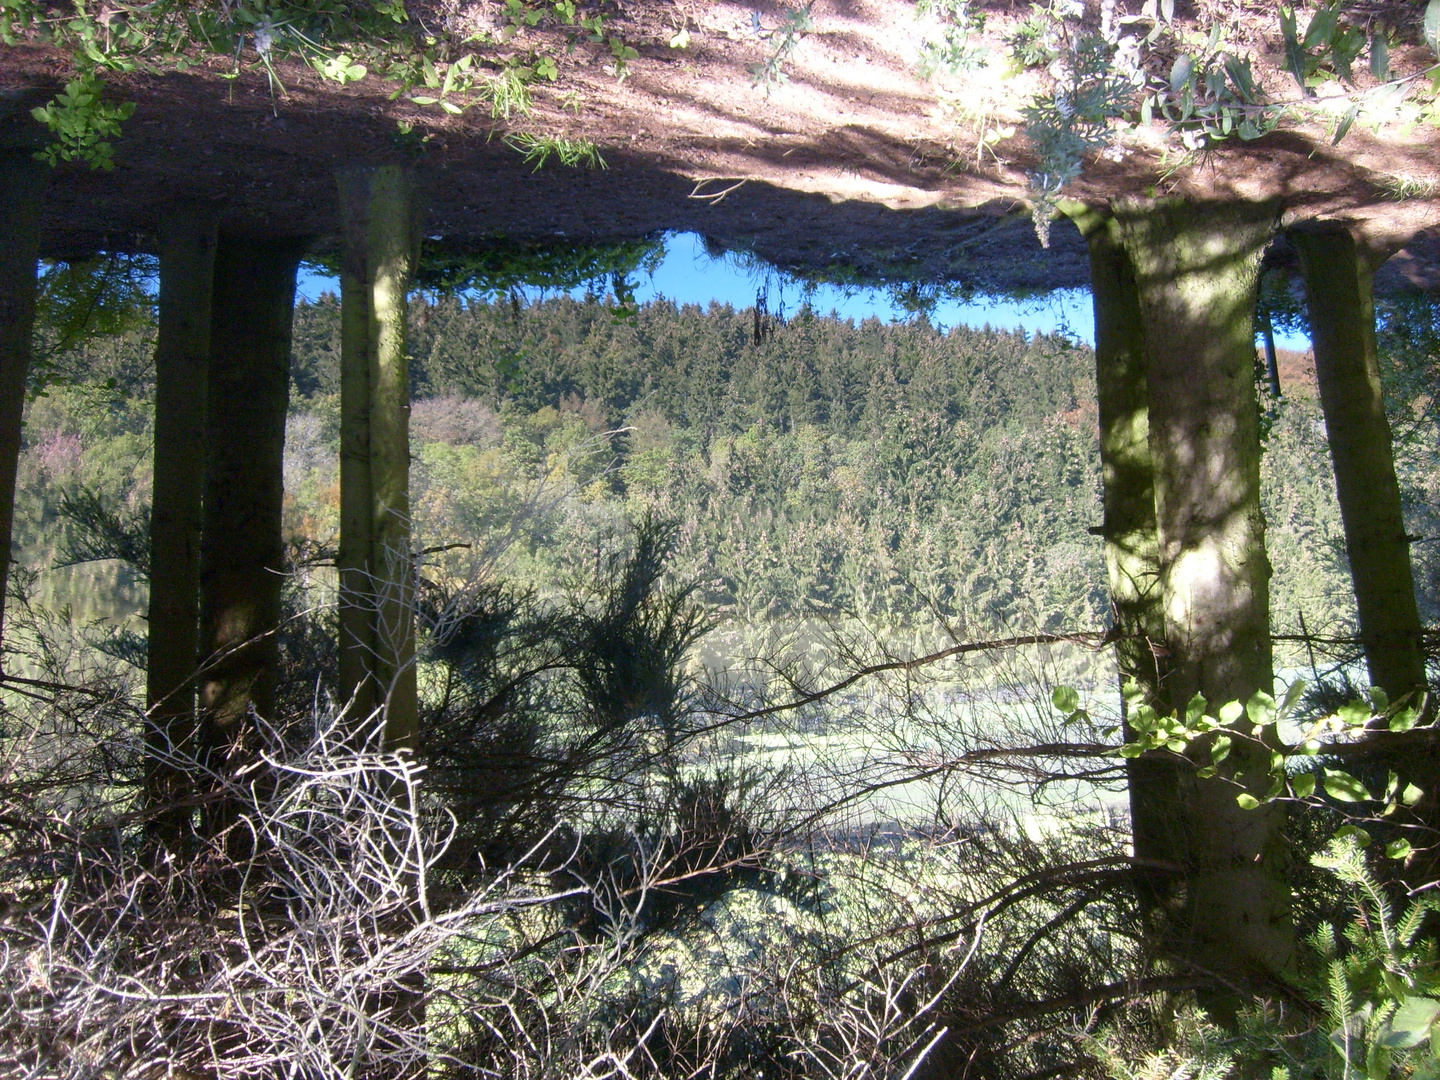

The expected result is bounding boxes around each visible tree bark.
[196,233,305,839]
[1114,198,1293,1001]
[1068,204,1184,913]
[1257,285,1281,399]
[0,152,44,662]
[1290,223,1425,708]
[335,165,424,752]
[145,203,218,849]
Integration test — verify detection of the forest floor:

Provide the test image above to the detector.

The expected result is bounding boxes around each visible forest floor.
[2,0,1440,289]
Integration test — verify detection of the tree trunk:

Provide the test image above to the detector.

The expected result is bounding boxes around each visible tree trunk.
[1258,286,1281,399]
[1068,204,1184,914]
[0,152,44,661]
[145,203,218,850]
[1114,198,1294,1001]
[335,165,424,752]
[1290,223,1425,708]
[196,234,305,841]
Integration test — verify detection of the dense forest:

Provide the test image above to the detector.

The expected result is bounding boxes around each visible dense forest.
[15,288,1437,650]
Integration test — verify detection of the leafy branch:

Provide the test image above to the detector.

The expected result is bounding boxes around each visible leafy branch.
[749,3,815,93]
[1053,678,1432,859]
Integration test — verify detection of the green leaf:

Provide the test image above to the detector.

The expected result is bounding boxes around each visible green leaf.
[1333,102,1360,145]
[1324,768,1372,802]
[1370,27,1389,79]
[1219,700,1244,726]
[1186,692,1206,725]
[1236,793,1261,810]
[1426,0,1440,55]
[1387,838,1414,861]
[1368,686,1390,714]
[1302,4,1339,50]
[1119,743,1145,758]
[1247,690,1277,727]
[1337,699,1371,727]
[1170,53,1193,93]
[1390,707,1418,733]
[1293,772,1317,798]
[1281,6,1308,88]
[1403,783,1424,806]
[1224,54,1256,101]
[1211,733,1233,764]
[1334,824,1372,844]
[1052,686,1080,714]
[1381,996,1440,1048]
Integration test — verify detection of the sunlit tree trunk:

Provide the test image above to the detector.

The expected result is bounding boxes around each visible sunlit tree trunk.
[1257,277,1282,399]
[335,165,423,752]
[1291,223,1425,708]
[1067,204,1183,914]
[196,234,305,843]
[1114,198,1293,1002]
[145,203,218,850]
[0,152,44,661]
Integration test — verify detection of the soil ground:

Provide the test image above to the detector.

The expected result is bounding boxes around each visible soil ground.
[2,0,1440,291]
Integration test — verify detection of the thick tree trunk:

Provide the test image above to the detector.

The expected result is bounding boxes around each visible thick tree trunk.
[145,203,218,849]
[0,152,44,661]
[196,234,305,840]
[1290,223,1425,707]
[335,165,423,752]
[1114,198,1293,999]
[1068,205,1184,910]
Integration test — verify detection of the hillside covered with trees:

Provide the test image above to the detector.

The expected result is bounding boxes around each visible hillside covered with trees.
[17,288,1432,652]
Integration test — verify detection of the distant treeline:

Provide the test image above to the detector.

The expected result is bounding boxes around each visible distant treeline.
[21,292,1433,640]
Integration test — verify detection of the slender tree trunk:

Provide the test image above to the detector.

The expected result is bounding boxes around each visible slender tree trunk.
[1290,223,1425,707]
[335,165,424,751]
[0,152,44,661]
[196,234,305,843]
[1068,205,1183,912]
[336,180,378,726]
[145,203,218,850]
[1291,222,1440,883]
[1258,284,1282,399]
[1114,198,1293,1001]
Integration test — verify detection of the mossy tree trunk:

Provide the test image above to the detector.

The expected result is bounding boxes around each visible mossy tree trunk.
[1067,204,1184,915]
[0,152,44,661]
[1114,198,1294,1000]
[335,165,424,752]
[145,203,218,850]
[196,234,305,843]
[1290,223,1425,708]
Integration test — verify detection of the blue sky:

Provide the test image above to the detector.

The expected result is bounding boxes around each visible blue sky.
[298,231,1311,350]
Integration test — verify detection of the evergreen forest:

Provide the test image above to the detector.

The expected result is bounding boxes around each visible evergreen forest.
[21,289,1439,646]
